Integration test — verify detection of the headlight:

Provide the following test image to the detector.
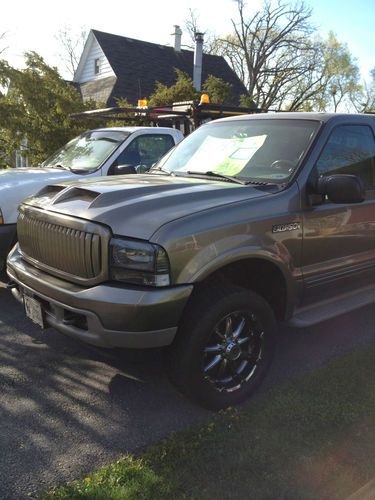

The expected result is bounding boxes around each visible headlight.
[110,237,170,287]
[0,209,3,225]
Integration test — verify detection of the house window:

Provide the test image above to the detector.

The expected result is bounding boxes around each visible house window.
[94,58,101,75]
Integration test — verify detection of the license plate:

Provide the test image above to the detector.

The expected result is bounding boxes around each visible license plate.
[24,295,46,329]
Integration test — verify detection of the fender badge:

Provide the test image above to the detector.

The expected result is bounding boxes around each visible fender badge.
[272,222,301,233]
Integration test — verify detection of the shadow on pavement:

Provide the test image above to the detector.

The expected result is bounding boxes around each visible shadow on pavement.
[0,286,374,499]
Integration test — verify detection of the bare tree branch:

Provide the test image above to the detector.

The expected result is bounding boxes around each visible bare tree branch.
[213,0,360,111]
[0,31,9,56]
[183,9,218,54]
[350,80,375,113]
[55,25,87,77]
[216,1,315,108]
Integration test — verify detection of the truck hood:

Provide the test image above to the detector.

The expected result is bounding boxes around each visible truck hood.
[23,174,275,240]
[0,167,76,186]
[0,168,78,222]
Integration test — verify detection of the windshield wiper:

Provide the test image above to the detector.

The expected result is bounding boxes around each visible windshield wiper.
[186,170,249,185]
[147,166,172,175]
[47,164,68,170]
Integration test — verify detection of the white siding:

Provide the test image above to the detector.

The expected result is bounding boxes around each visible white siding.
[77,37,115,83]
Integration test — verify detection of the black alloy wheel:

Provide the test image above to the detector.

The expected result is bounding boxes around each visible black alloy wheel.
[203,310,265,393]
[167,285,277,410]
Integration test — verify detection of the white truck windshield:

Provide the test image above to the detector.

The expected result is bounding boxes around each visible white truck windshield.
[42,130,130,172]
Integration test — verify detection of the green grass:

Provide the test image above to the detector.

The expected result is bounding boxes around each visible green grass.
[46,343,375,500]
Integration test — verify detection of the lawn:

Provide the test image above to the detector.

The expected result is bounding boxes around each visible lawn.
[46,342,375,499]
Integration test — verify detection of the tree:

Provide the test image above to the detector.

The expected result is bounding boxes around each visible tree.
[318,32,360,112]
[283,33,361,112]
[184,8,218,54]
[202,75,232,104]
[212,1,363,112]
[350,67,375,113]
[0,52,95,167]
[148,69,233,106]
[149,69,200,106]
[55,25,87,78]
[215,0,319,110]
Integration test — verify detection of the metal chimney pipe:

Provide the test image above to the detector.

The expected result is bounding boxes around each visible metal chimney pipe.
[172,25,182,52]
[193,32,204,91]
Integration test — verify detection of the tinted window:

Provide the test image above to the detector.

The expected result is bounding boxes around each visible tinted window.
[116,134,175,168]
[316,125,375,188]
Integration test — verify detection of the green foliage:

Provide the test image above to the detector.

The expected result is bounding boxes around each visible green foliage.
[0,52,95,167]
[148,69,199,106]
[149,69,234,107]
[202,74,232,104]
[115,97,132,108]
[239,94,257,108]
[355,67,375,113]
[106,97,148,127]
[319,32,361,112]
[355,82,375,113]
[46,455,168,499]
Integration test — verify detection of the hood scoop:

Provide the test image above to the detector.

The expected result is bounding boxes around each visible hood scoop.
[28,185,100,210]
[53,186,100,205]
[28,184,66,207]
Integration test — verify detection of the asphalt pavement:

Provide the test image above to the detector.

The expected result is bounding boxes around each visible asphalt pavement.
[0,285,374,499]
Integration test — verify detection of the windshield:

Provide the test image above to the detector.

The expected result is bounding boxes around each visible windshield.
[156,119,319,183]
[41,130,130,172]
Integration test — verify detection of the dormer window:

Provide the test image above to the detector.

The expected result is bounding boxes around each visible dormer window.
[94,58,101,75]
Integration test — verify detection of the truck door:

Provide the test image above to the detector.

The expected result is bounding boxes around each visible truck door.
[302,124,375,305]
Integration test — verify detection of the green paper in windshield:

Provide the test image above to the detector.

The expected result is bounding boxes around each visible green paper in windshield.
[184,135,267,176]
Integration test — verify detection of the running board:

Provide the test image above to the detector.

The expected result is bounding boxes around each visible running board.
[286,283,375,328]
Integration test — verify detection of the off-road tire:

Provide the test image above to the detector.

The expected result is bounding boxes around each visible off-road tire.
[167,285,277,410]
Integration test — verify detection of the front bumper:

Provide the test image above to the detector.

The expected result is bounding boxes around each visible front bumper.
[0,223,16,273]
[7,246,193,348]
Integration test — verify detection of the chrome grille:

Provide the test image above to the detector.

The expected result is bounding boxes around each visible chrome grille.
[17,207,110,284]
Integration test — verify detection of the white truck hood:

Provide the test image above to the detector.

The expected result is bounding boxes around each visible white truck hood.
[0,168,82,223]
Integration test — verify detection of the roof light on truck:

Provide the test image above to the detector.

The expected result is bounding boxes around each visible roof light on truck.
[137,99,148,108]
[199,93,210,105]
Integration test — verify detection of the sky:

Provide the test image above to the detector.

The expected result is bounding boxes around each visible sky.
[1,0,374,81]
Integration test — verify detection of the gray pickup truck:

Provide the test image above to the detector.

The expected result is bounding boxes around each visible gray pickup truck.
[7,112,375,409]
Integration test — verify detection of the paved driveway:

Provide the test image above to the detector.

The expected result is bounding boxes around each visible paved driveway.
[1,286,374,499]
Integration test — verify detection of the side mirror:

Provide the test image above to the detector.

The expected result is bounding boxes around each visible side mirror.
[315,174,365,204]
[110,164,137,175]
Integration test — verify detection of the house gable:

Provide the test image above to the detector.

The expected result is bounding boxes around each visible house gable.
[75,29,247,106]
[74,30,115,84]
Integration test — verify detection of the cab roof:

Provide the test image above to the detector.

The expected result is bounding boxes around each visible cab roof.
[214,112,375,124]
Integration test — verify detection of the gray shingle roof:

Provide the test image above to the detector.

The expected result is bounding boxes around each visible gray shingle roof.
[79,76,117,105]
[91,29,247,106]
